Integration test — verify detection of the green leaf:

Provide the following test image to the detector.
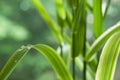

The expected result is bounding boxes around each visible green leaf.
[72,0,86,57]
[93,0,103,38]
[32,0,63,44]
[33,44,72,80]
[95,32,120,80]
[0,46,30,80]
[85,22,120,61]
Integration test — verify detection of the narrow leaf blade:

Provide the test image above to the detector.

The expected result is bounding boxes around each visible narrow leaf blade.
[85,23,120,61]
[95,32,120,80]
[0,46,30,80]
[72,0,86,57]
[33,44,72,80]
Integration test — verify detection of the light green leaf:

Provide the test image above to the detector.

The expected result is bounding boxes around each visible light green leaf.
[0,46,30,80]
[93,0,103,38]
[0,44,72,80]
[33,44,72,80]
[85,22,120,61]
[32,0,62,44]
[95,32,120,80]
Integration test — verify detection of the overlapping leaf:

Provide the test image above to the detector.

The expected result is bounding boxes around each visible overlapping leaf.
[0,44,72,80]
[85,23,120,61]
[95,32,120,80]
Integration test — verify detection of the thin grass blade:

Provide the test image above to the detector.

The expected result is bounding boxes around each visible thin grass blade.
[95,32,120,80]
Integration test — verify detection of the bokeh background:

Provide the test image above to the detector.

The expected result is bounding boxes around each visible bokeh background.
[0,0,120,80]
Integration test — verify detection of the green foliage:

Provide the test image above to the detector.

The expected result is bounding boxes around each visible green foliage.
[0,44,72,80]
[96,32,120,80]
[0,46,30,80]
[0,0,120,80]
[93,0,103,38]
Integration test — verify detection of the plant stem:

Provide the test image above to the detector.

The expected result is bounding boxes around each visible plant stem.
[72,32,75,80]
[83,25,86,80]
[60,28,63,57]
[83,60,86,80]
[83,30,86,80]
[103,0,111,19]
[83,1,86,79]
[72,58,75,80]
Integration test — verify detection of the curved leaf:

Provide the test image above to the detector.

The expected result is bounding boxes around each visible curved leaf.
[95,32,120,80]
[33,44,72,80]
[0,46,30,80]
[85,23,120,61]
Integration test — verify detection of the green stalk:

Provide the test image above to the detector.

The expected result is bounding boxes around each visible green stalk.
[93,0,103,38]
[103,0,111,19]
[60,28,63,57]
[87,2,93,12]
[82,0,87,80]
[72,32,76,80]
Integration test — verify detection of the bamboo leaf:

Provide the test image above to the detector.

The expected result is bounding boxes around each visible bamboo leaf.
[32,0,63,44]
[0,46,30,80]
[85,22,120,61]
[95,32,120,80]
[72,0,86,57]
[33,44,72,80]
[93,0,103,38]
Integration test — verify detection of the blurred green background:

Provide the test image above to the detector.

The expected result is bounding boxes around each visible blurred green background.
[0,0,120,80]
